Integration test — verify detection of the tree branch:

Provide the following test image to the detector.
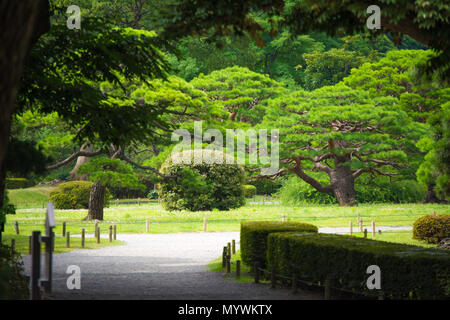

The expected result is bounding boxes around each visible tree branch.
[46,150,103,170]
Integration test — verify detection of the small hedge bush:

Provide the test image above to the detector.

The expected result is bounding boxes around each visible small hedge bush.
[240,221,318,268]
[413,213,450,244]
[5,178,34,190]
[159,150,245,211]
[267,232,450,299]
[243,185,257,198]
[49,181,110,209]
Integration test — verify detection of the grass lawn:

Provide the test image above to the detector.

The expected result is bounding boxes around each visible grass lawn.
[7,186,57,209]
[1,233,124,254]
[2,201,448,238]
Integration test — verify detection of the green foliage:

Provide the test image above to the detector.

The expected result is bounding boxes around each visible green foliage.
[5,178,34,190]
[303,48,368,90]
[77,157,143,191]
[240,221,318,268]
[191,66,286,124]
[413,213,450,244]
[243,185,257,198]
[267,232,450,299]
[108,173,155,199]
[279,175,427,204]
[0,244,29,299]
[19,11,170,149]
[249,179,282,196]
[148,189,159,200]
[262,82,426,204]
[49,181,110,210]
[278,175,336,205]
[159,150,245,211]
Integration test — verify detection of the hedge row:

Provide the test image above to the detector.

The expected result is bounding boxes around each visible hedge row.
[267,232,450,300]
[240,221,318,268]
[5,178,34,189]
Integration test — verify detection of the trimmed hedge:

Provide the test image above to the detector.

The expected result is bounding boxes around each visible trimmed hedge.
[267,232,450,300]
[413,213,450,244]
[243,185,257,198]
[50,181,110,209]
[240,221,318,268]
[5,178,34,189]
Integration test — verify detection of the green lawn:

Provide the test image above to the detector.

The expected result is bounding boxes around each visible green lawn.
[7,186,57,209]
[3,202,448,237]
[1,233,124,254]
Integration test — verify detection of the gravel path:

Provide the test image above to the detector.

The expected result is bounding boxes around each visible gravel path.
[22,232,322,300]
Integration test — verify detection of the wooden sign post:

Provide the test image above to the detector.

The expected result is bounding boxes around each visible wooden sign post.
[40,202,56,295]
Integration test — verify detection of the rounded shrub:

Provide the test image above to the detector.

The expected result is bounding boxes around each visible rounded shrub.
[240,221,318,269]
[159,150,245,211]
[413,213,450,244]
[50,181,110,209]
[243,185,257,198]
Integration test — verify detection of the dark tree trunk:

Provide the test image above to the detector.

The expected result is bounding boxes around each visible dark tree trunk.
[85,182,106,220]
[331,165,356,206]
[423,184,443,204]
[0,0,50,208]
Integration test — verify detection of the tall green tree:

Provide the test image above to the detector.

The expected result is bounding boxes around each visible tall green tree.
[261,83,426,206]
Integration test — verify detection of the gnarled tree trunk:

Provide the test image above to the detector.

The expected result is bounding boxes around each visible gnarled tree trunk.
[330,165,356,206]
[85,182,106,220]
[70,144,93,181]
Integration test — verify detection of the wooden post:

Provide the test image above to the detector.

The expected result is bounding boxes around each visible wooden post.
[270,266,276,289]
[146,219,150,233]
[14,221,19,235]
[96,227,100,244]
[94,222,98,238]
[29,236,32,254]
[324,277,332,300]
[364,228,368,239]
[11,239,15,252]
[226,255,231,274]
[236,260,241,278]
[30,231,41,300]
[232,239,236,255]
[203,217,207,232]
[109,226,112,242]
[378,229,382,235]
[62,221,66,237]
[349,221,353,236]
[372,220,375,237]
[81,228,85,248]
[222,247,227,268]
[113,225,117,240]
[254,263,260,284]
[227,242,231,256]
[357,213,360,223]
[282,215,286,222]
[359,219,363,232]
[292,273,297,293]
[66,231,70,248]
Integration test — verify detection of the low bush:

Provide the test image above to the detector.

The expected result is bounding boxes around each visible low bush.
[159,150,245,211]
[0,244,28,299]
[249,179,282,195]
[5,178,34,190]
[278,175,427,205]
[413,213,450,244]
[49,181,110,209]
[243,185,257,198]
[267,232,450,299]
[240,221,318,268]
